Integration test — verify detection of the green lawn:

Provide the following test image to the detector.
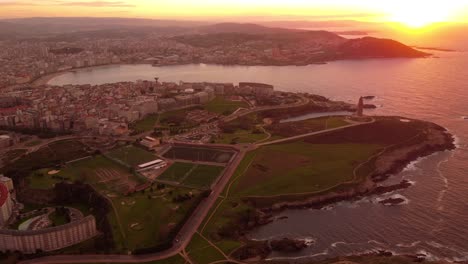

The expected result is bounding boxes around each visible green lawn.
[158,163,225,190]
[267,116,350,138]
[231,142,381,197]
[56,156,132,186]
[107,145,157,167]
[25,140,42,147]
[28,169,66,190]
[215,129,268,144]
[49,210,70,226]
[131,114,158,134]
[187,233,226,264]
[158,162,195,182]
[1,149,27,163]
[183,117,439,263]
[110,188,202,252]
[204,96,248,115]
[182,165,225,189]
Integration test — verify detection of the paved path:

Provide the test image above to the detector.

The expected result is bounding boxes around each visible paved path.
[258,118,374,147]
[18,105,372,264]
[19,144,248,264]
[222,96,309,123]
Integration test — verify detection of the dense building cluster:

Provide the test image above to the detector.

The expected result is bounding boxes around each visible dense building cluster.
[0,80,273,136]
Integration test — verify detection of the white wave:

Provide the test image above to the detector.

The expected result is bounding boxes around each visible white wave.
[265,249,329,261]
[331,241,347,248]
[435,157,450,210]
[321,205,335,211]
[453,134,462,148]
[426,241,444,249]
[377,194,409,205]
[368,240,386,246]
[297,237,317,246]
[396,241,421,248]
[452,255,468,262]
[416,250,440,262]
[406,180,416,186]
[402,159,421,172]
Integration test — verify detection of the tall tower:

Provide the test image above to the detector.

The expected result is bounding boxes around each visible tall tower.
[356,97,364,117]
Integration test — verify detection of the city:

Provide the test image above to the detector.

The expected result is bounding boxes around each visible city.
[0,2,467,264]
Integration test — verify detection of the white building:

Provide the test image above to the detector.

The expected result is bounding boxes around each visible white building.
[140,136,161,150]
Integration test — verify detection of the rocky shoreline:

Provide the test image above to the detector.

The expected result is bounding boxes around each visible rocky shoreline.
[258,122,455,214]
[229,120,456,261]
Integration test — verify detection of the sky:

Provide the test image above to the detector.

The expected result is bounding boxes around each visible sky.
[1,0,468,27]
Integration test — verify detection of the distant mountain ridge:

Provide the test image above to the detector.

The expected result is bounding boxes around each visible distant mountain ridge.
[0,17,429,60]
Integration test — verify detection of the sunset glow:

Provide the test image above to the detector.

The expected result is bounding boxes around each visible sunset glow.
[0,0,467,26]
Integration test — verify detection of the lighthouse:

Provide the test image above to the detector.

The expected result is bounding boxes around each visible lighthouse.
[356,97,364,117]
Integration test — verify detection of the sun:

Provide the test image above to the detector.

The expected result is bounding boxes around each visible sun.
[377,1,462,28]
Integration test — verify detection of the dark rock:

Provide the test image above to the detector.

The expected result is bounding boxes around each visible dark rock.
[379,198,405,206]
[270,238,308,253]
[363,104,377,109]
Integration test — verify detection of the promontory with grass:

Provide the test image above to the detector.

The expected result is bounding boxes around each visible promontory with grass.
[0,80,455,264]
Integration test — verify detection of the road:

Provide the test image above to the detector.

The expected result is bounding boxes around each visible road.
[19,98,361,264]
[258,118,375,147]
[222,95,309,123]
[19,144,249,264]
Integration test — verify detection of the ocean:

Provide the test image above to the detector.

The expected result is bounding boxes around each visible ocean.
[48,51,468,262]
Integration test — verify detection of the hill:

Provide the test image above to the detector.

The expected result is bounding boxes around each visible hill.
[338,37,430,58]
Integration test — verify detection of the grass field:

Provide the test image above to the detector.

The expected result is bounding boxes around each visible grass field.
[158,162,194,182]
[1,139,90,180]
[110,187,202,252]
[215,129,268,144]
[28,168,67,190]
[182,165,225,189]
[163,146,234,163]
[158,162,225,189]
[49,211,69,226]
[267,116,350,137]
[186,233,227,264]
[204,96,248,115]
[107,145,157,167]
[131,114,158,134]
[25,140,42,147]
[1,149,27,164]
[195,117,430,255]
[46,155,204,253]
[230,142,382,197]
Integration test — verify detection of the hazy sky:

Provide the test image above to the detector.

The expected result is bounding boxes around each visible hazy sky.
[1,0,468,27]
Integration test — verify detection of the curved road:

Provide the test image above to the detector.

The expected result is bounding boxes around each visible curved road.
[19,101,371,264]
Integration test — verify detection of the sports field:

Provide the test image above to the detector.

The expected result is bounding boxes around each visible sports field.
[163,146,234,163]
[106,145,157,167]
[56,155,145,193]
[158,162,225,189]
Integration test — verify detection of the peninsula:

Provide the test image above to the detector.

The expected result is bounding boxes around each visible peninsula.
[0,79,454,264]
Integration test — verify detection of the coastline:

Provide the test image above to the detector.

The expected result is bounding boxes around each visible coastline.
[254,122,455,213]
[228,120,456,261]
[27,55,432,88]
[31,72,66,86]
